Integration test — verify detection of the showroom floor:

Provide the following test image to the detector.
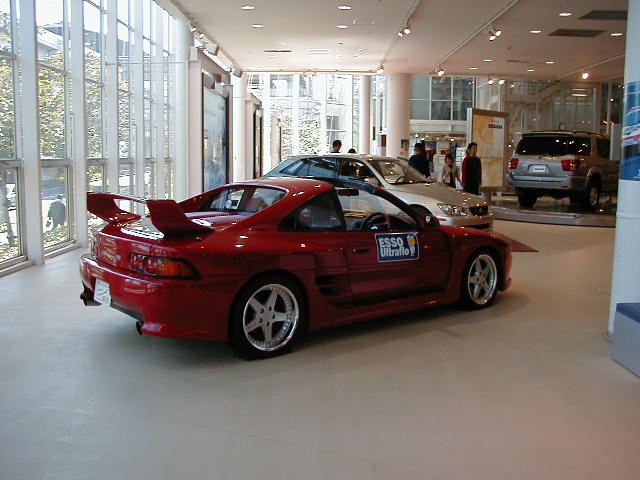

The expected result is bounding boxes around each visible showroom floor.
[1,220,639,480]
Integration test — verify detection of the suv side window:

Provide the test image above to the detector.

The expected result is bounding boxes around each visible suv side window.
[596,138,611,159]
[280,191,345,231]
[279,157,338,178]
[339,159,376,180]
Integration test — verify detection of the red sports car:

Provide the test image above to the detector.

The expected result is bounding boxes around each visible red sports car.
[80,177,511,358]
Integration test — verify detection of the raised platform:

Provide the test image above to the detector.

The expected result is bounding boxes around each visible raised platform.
[490,195,616,228]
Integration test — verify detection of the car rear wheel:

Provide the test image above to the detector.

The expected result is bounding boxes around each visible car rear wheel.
[231,275,304,359]
[582,180,600,211]
[460,250,499,309]
[517,191,537,208]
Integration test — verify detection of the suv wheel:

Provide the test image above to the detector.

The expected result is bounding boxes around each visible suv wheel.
[517,191,537,208]
[582,180,600,211]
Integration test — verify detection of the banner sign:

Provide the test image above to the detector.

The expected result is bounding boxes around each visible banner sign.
[622,81,640,181]
[375,233,419,262]
[467,108,509,188]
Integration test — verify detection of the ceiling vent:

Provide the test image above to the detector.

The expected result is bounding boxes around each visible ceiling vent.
[506,59,530,63]
[549,29,605,37]
[263,49,292,53]
[580,10,627,20]
[305,48,330,55]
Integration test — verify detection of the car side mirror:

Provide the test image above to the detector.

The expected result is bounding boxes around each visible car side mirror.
[424,214,439,228]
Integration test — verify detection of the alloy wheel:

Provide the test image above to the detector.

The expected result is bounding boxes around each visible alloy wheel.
[466,254,498,305]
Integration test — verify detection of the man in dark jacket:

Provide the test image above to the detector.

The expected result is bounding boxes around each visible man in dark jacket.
[462,142,482,195]
[48,195,66,229]
[408,143,430,177]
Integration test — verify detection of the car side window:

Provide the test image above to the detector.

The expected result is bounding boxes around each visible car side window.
[596,138,611,159]
[280,191,345,232]
[205,187,286,213]
[574,137,591,155]
[339,160,376,180]
[336,187,419,231]
[279,157,338,178]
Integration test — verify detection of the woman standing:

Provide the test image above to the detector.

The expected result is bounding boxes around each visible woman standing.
[461,142,482,195]
[441,153,460,188]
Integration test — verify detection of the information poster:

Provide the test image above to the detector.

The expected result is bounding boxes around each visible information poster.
[621,80,640,181]
[467,108,509,188]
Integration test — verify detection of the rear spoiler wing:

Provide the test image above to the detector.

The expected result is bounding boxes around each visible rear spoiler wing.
[87,192,213,236]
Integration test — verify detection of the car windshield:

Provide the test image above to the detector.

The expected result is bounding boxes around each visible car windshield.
[368,158,429,185]
[516,135,590,156]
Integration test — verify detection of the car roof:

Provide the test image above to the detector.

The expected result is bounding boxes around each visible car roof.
[285,153,403,163]
[230,175,378,196]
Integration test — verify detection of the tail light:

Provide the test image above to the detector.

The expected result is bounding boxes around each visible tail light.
[561,159,582,171]
[129,253,198,279]
[509,158,519,169]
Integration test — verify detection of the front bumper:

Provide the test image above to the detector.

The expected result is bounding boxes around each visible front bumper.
[80,254,244,341]
[437,212,494,230]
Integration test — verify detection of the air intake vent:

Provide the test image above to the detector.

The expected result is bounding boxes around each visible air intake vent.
[580,10,627,20]
[549,29,605,37]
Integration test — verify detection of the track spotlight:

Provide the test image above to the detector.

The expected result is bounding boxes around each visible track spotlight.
[498,79,505,85]
[489,33,497,41]
[397,31,403,37]
[376,67,384,74]
[495,29,502,37]
[488,79,494,85]
[404,24,411,35]
[488,25,502,41]
[582,72,590,80]
[437,69,445,77]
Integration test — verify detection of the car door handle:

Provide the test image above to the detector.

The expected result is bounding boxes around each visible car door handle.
[352,247,370,253]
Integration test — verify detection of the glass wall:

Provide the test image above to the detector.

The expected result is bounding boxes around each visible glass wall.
[0,0,180,269]
[248,72,360,165]
[410,75,475,121]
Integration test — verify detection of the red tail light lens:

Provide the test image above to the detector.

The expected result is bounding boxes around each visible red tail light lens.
[561,159,582,171]
[128,253,198,279]
[509,158,519,169]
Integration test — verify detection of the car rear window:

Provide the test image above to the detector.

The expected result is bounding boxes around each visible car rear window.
[277,157,338,178]
[204,186,286,214]
[516,135,591,156]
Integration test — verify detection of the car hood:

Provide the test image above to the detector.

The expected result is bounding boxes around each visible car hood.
[386,182,487,208]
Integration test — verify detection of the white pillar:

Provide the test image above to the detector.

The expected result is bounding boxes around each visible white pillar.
[70,0,87,247]
[186,47,203,197]
[359,75,371,154]
[385,73,410,158]
[18,0,43,264]
[104,0,119,194]
[153,6,166,198]
[173,22,190,201]
[608,0,640,335]
[132,0,144,208]
[231,73,247,182]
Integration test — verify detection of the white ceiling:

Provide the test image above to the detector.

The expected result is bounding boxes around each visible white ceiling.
[173,0,628,81]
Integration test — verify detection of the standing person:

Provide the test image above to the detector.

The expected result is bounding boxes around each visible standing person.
[408,142,430,177]
[462,142,482,195]
[331,140,342,153]
[441,153,461,188]
[48,194,66,229]
[347,148,356,153]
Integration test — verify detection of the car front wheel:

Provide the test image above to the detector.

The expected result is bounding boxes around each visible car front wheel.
[231,275,304,359]
[460,250,499,309]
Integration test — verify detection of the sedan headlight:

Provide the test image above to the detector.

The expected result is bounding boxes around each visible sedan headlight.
[437,203,468,216]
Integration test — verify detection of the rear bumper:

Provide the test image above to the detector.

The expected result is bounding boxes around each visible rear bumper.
[80,254,244,341]
[506,174,587,193]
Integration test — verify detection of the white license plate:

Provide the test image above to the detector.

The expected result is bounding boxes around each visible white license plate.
[530,164,548,173]
[94,278,112,306]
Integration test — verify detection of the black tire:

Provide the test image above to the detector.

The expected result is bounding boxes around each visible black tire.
[517,191,537,208]
[460,250,500,309]
[582,179,601,211]
[230,274,305,359]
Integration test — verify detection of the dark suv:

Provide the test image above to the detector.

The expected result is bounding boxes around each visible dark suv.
[506,131,618,210]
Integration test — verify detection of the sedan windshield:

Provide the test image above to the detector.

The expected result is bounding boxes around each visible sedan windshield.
[368,158,429,185]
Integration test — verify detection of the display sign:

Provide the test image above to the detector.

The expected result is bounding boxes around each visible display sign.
[621,80,640,181]
[375,233,419,262]
[467,108,509,188]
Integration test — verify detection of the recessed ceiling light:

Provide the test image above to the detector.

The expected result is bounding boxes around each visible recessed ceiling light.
[582,72,590,79]
[469,67,478,70]
[546,61,555,64]
[336,24,349,29]
[241,5,255,10]
[483,59,492,62]
[611,32,623,37]
[252,24,264,28]
[338,4,351,9]
[530,30,542,34]
[526,69,535,72]
[559,12,572,16]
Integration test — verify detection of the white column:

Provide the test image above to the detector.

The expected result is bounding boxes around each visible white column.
[153,7,166,198]
[245,98,256,178]
[173,21,190,201]
[70,0,87,247]
[385,73,410,158]
[608,0,640,334]
[359,75,371,154]
[231,73,247,182]
[292,74,300,155]
[104,1,119,193]
[133,0,144,207]
[18,0,43,264]
[186,47,203,197]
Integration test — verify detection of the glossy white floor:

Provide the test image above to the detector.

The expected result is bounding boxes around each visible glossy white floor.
[1,220,639,480]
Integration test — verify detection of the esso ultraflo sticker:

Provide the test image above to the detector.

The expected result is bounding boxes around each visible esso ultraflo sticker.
[375,233,419,262]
